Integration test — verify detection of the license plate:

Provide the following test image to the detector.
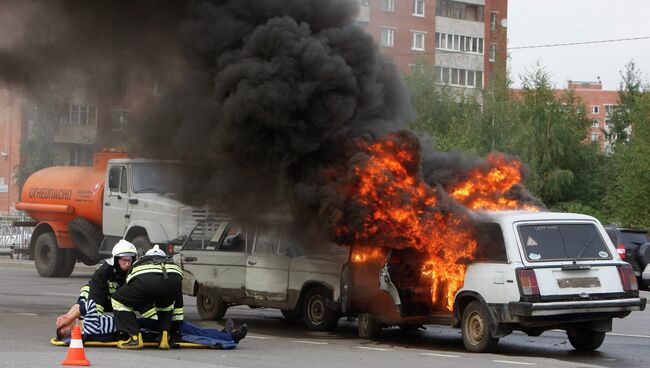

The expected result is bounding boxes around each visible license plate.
[557,277,601,288]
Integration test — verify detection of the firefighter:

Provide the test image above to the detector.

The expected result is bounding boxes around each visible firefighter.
[111,245,184,349]
[75,239,140,316]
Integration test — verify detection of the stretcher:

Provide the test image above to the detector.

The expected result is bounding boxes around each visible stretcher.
[50,338,224,349]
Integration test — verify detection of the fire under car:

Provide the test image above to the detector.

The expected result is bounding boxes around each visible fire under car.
[349,211,647,353]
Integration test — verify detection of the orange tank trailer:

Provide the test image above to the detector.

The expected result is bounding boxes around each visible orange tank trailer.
[16,151,128,225]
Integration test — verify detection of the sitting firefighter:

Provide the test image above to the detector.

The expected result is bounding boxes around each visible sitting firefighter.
[111,245,184,349]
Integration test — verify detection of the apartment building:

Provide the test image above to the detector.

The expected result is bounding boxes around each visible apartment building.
[357,0,508,92]
[565,80,619,154]
[0,86,22,214]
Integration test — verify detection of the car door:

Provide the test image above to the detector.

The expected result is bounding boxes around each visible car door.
[181,221,249,297]
[245,224,291,301]
[102,165,129,236]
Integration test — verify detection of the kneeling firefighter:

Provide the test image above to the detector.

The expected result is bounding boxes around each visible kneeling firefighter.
[111,245,184,349]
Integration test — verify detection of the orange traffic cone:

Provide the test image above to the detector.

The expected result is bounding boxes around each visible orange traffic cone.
[61,325,90,366]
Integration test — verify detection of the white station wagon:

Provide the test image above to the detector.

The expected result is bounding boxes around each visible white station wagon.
[366,211,647,352]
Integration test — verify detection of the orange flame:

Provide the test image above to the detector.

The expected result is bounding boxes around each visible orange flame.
[451,153,540,211]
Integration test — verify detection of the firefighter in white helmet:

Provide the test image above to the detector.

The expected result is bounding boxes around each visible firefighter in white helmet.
[112,245,184,349]
[75,240,138,316]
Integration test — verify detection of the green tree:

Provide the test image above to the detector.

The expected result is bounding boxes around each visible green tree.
[606,61,646,149]
[512,66,601,207]
[604,92,650,228]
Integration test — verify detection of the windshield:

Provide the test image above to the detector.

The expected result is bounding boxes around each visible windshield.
[518,223,612,262]
[131,163,184,193]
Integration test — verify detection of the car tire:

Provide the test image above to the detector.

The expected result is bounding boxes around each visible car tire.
[132,235,153,257]
[197,287,228,320]
[358,313,382,338]
[34,233,66,277]
[281,309,302,323]
[567,329,606,351]
[302,286,340,331]
[461,301,499,353]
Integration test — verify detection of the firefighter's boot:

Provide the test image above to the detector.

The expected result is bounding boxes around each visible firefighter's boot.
[159,330,170,350]
[117,333,144,349]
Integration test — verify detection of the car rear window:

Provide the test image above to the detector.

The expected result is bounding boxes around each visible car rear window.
[517,223,612,262]
[619,231,649,247]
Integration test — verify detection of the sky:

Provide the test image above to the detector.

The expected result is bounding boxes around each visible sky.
[508,0,650,90]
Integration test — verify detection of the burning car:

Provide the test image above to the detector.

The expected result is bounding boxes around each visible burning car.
[349,210,646,352]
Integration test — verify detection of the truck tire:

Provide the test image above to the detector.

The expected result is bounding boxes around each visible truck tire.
[56,249,77,277]
[68,217,101,262]
[75,249,101,266]
[132,235,153,257]
[302,286,340,331]
[461,301,499,353]
[567,329,606,351]
[281,309,302,323]
[34,233,67,278]
[358,313,382,338]
[197,287,228,320]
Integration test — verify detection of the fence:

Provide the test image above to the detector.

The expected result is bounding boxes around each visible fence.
[0,215,33,259]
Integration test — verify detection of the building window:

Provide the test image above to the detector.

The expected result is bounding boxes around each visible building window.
[380,27,395,47]
[490,11,498,31]
[489,43,497,62]
[604,118,611,127]
[411,31,426,51]
[413,0,425,16]
[436,0,484,22]
[604,104,615,116]
[435,32,483,54]
[435,66,483,89]
[591,105,600,115]
[591,133,599,142]
[381,0,395,12]
[62,103,97,126]
[592,119,599,128]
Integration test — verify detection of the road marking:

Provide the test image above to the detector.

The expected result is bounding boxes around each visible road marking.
[355,346,391,351]
[493,360,535,365]
[44,292,79,297]
[16,312,38,316]
[246,334,273,339]
[420,352,460,358]
[293,340,328,345]
[608,332,650,339]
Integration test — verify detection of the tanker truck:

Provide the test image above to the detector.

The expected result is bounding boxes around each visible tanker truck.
[16,150,214,277]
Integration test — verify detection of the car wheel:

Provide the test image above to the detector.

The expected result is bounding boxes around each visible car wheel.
[197,287,227,320]
[461,301,499,353]
[357,313,382,338]
[281,309,302,323]
[567,329,606,351]
[132,235,153,257]
[34,232,66,277]
[302,286,339,331]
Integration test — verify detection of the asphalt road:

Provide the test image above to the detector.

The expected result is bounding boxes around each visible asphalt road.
[0,260,648,368]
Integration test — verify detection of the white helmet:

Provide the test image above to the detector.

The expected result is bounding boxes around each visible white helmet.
[112,239,138,258]
[145,244,166,257]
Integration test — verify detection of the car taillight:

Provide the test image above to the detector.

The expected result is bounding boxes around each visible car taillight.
[617,265,638,292]
[516,269,540,296]
[616,244,626,260]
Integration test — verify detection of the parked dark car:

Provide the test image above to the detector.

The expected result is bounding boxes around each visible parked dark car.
[604,226,650,290]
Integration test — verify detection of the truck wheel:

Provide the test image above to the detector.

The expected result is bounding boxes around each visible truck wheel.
[56,249,77,277]
[461,301,499,353]
[281,309,302,323]
[197,287,227,320]
[68,218,101,262]
[567,329,606,351]
[132,235,153,256]
[358,313,382,338]
[302,286,340,331]
[34,233,66,277]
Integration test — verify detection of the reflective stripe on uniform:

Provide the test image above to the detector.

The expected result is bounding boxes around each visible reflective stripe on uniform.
[111,298,134,312]
[79,285,90,299]
[156,304,175,312]
[126,264,183,283]
[172,307,184,321]
[108,281,119,294]
[141,307,157,319]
